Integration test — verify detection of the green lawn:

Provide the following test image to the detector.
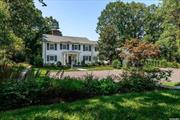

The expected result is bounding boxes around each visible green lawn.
[162,82,180,87]
[1,90,180,120]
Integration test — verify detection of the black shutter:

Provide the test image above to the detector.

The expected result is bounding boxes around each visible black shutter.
[89,45,91,51]
[60,44,62,50]
[55,55,57,61]
[67,44,69,50]
[83,45,85,51]
[55,44,57,50]
[47,43,49,50]
[79,45,81,50]
[47,55,49,61]
[72,44,74,50]
[89,56,91,61]
[83,56,85,61]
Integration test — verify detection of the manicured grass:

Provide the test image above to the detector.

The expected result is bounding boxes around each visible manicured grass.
[162,82,180,86]
[34,66,74,76]
[1,90,180,120]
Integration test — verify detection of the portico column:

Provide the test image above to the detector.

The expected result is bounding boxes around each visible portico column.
[77,53,79,64]
[63,53,66,65]
[67,53,68,65]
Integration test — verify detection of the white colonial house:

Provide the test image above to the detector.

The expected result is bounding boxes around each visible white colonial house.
[42,34,98,65]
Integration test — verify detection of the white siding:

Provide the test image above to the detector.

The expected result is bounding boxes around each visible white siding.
[42,42,98,65]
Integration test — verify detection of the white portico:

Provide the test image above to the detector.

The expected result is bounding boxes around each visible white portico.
[62,51,80,65]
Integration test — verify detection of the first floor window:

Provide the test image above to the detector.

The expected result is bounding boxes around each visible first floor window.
[50,56,54,61]
[47,55,57,61]
[83,56,91,61]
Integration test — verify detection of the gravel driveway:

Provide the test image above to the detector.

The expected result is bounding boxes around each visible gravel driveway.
[49,68,180,82]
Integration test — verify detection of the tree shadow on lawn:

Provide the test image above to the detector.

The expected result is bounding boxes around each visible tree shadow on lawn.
[1,90,180,120]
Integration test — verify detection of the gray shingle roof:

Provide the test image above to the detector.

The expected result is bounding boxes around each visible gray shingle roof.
[43,34,97,45]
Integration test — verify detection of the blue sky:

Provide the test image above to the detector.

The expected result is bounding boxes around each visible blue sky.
[35,0,160,41]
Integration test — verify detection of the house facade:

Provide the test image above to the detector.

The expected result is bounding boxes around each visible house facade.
[42,34,98,65]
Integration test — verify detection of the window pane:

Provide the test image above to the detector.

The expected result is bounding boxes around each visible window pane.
[50,56,54,61]
[63,44,66,49]
[50,44,54,50]
[85,56,89,61]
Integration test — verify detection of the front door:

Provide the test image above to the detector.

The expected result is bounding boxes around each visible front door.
[68,55,72,65]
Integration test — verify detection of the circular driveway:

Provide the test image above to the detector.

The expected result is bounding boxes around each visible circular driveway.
[50,68,180,82]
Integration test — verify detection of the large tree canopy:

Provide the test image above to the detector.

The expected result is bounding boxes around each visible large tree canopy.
[97,1,158,61]
[156,0,180,61]
[98,25,120,62]
[0,1,23,62]
[97,2,148,41]
[97,0,180,63]
[0,0,62,64]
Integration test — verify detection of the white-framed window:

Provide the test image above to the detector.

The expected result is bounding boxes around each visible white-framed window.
[83,45,91,51]
[85,46,89,51]
[83,56,91,61]
[47,43,57,50]
[50,56,54,61]
[62,44,67,49]
[74,44,78,50]
[47,55,57,61]
[72,44,80,50]
[50,44,55,50]
[60,43,69,50]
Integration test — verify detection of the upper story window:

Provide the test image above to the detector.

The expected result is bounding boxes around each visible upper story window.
[47,43,57,50]
[50,44,55,50]
[60,43,69,50]
[72,44,81,50]
[83,45,91,51]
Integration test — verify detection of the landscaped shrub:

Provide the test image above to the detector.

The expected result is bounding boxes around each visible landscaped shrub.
[118,70,172,92]
[84,75,118,96]
[56,61,62,67]
[143,65,160,72]
[147,59,180,68]
[0,78,43,110]
[112,59,121,68]
[34,55,43,67]
[52,77,86,100]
